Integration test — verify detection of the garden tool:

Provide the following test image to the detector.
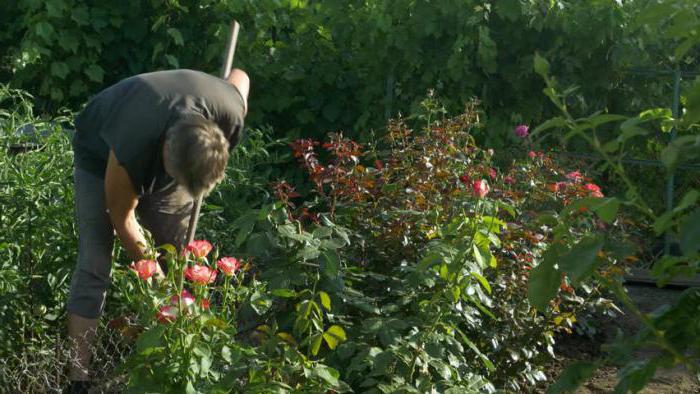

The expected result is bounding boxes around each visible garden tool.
[185,20,240,246]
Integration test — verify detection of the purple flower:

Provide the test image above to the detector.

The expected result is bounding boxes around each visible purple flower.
[514,124,529,138]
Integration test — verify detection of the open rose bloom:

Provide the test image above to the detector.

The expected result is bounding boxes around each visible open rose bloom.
[130,259,158,280]
[584,183,604,198]
[217,257,241,276]
[184,264,217,285]
[185,240,213,259]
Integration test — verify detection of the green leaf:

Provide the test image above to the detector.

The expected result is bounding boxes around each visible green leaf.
[534,53,550,78]
[221,345,232,363]
[50,62,70,80]
[58,32,80,53]
[233,211,257,248]
[271,288,297,298]
[679,208,700,256]
[312,365,340,387]
[477,26,497,73]
[470,271,492,294]
[71,6,90,26]
[84,64,104,83]
[591,198,620,224]
[318,291,331,311]
[547,362,597,394]
[310,333,323,355]
[320,249,340,278]
[326,325,346,341]
[46,0,66,17]
[528,244,564,311]
[136,325,165,354]
[472,244,488,268]
[615,361,658,394]
[250,291,272,315]
[532,117,567,137]
[157,243,177,257]
[165,54,180,68]
[35,22,56,43]
[167,28,185,46]
[559,235,604,284]
[584,114,627,128]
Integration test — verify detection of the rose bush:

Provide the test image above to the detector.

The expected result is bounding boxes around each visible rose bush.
[112,99,624,392]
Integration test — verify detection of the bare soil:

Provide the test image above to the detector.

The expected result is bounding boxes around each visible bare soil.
[543,284,700,393]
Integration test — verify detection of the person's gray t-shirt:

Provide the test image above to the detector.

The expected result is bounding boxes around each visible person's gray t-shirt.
[72,69,245,195]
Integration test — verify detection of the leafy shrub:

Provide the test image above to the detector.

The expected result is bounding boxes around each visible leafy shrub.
[527,54,700,392]
[6,0,698,143]
[0,85,75,359]
[150,99,615,392]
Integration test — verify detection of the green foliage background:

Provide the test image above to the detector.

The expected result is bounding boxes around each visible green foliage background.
[2,0,698,146]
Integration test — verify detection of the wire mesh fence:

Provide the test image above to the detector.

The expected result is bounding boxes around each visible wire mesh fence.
[0,324,133,394]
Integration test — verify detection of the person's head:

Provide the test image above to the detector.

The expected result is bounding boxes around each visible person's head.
[163,115,229,198]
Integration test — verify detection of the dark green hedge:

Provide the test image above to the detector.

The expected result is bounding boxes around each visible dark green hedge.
[3,0,698,145]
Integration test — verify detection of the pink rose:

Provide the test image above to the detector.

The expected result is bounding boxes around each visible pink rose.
[184,264,217,285]
[130,259,158,280]
[514,124,529,138]
[504,175,515,184]
[156,305,178,324]
[488,168,497,179]
[566,171,583,182]
[528,151,537,159]
[185,240,213,258]
[472,179,490,198]
[217,257,241,276]
[584,183,604,198]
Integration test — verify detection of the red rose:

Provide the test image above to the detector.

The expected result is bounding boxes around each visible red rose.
[472,179,490,198]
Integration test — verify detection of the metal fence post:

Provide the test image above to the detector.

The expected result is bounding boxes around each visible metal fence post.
[664,68,681,255]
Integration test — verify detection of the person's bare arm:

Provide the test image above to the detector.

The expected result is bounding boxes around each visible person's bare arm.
[226,68,250,115]
[104,150,146,260]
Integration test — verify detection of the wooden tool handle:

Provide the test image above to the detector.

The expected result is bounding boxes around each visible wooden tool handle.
[185,20,240,247]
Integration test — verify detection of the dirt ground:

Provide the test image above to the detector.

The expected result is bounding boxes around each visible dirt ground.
[543,284,700,393]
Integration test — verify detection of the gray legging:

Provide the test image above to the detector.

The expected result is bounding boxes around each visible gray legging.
[67,167,193,319]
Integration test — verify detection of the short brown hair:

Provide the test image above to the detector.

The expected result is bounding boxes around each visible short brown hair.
[164,116,229,197]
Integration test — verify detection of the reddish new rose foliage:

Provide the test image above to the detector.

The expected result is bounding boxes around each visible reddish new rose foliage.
[185,240,213,258]
[217,257,241,276]
[130,259,158,280]
[184,264,217,285]
[547,182,568,193]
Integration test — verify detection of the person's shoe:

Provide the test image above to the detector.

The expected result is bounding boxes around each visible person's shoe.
[65,380,91,394]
